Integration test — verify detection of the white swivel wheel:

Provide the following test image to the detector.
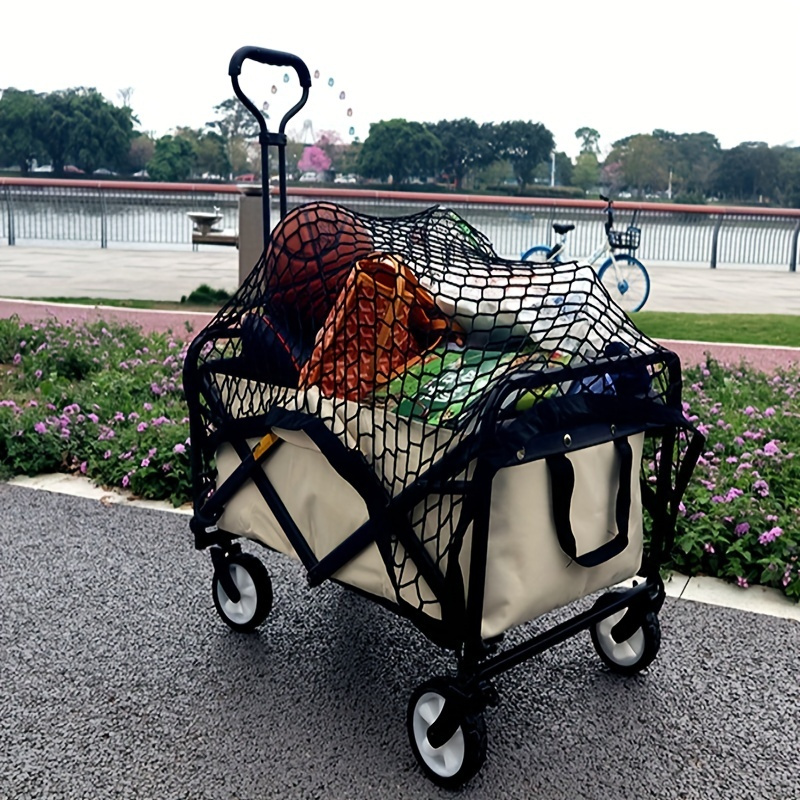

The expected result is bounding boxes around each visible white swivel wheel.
[212,552,273,633]
[591,596,661,675]
[407,678,487,789]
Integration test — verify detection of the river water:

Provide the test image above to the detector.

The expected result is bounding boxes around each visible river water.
[2,192,797,271]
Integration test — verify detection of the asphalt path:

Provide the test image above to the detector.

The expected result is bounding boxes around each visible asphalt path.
[2,484,798,800]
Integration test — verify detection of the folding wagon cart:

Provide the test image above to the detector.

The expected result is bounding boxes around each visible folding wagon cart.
[183,47,704,789]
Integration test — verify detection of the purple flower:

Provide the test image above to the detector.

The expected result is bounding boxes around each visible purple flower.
[140,458,150,468]
[763,441,780,456]
[137,422,148,433]
[122,475,130,488]
[703,543,715,554]
[744,406,756,416]
[764,407,775,417]
[758,527,783,545]
[753,479,769,498]
[12,353,21,365]
[173,443,186,454]
[736,576,749,588]
[103,450,112,460]
[735,522,750,536]
[34,421,47,434]
[79,461,87,474]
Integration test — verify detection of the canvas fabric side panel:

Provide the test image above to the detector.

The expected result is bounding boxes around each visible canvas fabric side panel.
[214,437,395,602]
[477,433,646,639]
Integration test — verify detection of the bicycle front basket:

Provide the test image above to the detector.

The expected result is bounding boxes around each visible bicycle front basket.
[608,225,641,251]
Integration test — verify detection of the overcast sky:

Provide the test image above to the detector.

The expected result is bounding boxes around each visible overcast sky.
[3,0,797,159]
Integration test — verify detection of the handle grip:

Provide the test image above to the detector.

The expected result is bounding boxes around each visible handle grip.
[228,46,311,88]
[546,437,633,569]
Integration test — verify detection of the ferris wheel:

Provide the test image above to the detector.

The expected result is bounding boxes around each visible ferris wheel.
[262,68,359,144]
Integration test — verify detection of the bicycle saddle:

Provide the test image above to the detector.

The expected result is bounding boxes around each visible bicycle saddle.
[553,223,575,235]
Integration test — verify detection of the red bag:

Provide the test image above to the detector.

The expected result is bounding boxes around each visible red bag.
[298,254,457,402]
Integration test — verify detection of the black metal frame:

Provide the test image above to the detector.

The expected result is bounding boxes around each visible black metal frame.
[183,47,704,714]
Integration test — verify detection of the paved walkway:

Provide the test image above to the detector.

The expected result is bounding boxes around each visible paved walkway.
[1,482,798,799]
[2,244,800,313]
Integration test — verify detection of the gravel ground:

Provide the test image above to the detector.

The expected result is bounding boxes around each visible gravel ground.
[2,485,798,800]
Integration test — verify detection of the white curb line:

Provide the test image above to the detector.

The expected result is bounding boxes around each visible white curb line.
[7,473,799,623]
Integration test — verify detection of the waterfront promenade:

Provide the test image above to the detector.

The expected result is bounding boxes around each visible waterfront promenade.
[1,244,800,314]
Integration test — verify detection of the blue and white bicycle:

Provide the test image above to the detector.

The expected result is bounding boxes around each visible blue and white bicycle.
[521,195,651,312]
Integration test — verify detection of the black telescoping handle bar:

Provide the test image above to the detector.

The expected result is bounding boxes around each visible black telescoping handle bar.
[228,46,311,248]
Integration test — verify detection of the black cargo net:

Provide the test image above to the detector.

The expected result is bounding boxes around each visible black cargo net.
[186,201,680,616]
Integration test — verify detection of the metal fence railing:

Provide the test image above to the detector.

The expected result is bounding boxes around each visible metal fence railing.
[2,178,800,271]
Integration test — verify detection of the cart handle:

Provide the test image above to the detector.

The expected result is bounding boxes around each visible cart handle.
[228,45,311,247]
[229,46,312,87]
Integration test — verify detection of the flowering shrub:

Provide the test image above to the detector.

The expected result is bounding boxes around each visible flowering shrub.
[673,356,800,600]
[0,316,191,506]
[0,315,798,600]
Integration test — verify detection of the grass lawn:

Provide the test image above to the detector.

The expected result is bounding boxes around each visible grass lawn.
[634,312,800,347]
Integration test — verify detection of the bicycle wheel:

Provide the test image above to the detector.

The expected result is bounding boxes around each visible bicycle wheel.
[597,254,650,312]
[521,244,560,263]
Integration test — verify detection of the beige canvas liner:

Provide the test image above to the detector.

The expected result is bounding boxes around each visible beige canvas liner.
[215,383,645,640]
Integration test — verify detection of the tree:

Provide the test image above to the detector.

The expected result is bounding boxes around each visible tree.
[207,97,260,176]
[174,127,230,178]
[491,120,554,191]
[669,132,721,199]
[572,151,600,193]
[713,142,781,202]
[773,147,800,208]
[146,135,196,182]
[297,145,331,174]
[127,133,155,174]
[606,133,669,196]
[357,119,442,183]
[24,88,137,175]
[0,88,46,171]
[430,118,493,190]
[66,88,136,174]
[575,127,600,154]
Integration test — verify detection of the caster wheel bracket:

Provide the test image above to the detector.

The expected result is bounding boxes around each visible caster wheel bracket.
[426,698,462,749]
[210,546,241,604]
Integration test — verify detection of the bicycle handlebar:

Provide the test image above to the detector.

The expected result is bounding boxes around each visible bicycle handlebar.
[600,194,614,234]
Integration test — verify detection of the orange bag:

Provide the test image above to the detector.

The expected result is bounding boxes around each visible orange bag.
[298,253,457,402]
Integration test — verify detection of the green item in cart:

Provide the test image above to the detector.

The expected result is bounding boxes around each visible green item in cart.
[394,349,519,425]
[374,347,464,405]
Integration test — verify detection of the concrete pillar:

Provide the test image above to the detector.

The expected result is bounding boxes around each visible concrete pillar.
[238,191,265,285]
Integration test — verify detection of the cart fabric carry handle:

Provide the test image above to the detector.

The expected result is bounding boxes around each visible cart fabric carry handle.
[546,437,632,568]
